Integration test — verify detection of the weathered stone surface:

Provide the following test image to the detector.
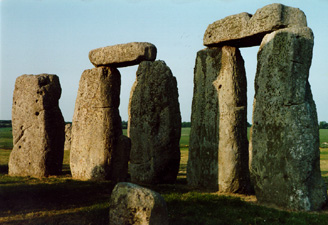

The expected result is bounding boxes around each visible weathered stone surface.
[9,74,65,178]
[215,46,251,193]
[250,27,327,211]
[204,3,307,47]
[89,42,157,67]
[70,67,130,181]
[109,182,169,225]
[128,60,181,184]
[187,48,221,190]
[64,123,72,150]
[187,47,250,193]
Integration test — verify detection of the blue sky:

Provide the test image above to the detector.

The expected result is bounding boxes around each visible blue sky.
[1,0,327,123]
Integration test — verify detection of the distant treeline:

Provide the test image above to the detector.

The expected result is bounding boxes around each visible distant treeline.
[0,120,12,128]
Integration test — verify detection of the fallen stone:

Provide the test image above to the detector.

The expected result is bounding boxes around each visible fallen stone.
[70,67,130,181]
[89,42,157,67]
[64,123,72,150]
[250,27,327,211]
[109,182,169,225]
[204,3,307,47]
[9,74,65,178]
[128,60,181,184]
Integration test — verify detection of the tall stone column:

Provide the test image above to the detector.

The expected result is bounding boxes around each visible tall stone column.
[128,60,181,184]
[70,67,130,181]
[9,74,65,178]
[216,46,251,193]
[250,27,327,210]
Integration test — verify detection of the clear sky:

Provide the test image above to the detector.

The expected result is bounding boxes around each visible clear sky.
[1,0,327,123]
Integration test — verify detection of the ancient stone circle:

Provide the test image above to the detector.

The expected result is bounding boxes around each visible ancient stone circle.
[8,3,327,212]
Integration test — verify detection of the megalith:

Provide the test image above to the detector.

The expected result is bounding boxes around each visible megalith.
[9,74,65,178]
[128,60,181,184]
[109,182,169,225]
[216,46,251,193]
[187,47,250,192]
[64,123,72,150]
[70,67,130,181]
[249,27,327,210]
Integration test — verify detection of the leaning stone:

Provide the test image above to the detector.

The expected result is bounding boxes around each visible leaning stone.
[250,27,327,211]
[128,60,181,184]
[187,48,221,190]
[64,123,72,150]
[89,42,157,67]
[70,67,130,181]
[9,74,65,178]
[215,46,251,193]
[204,3,307,47]
[109,182,169,225]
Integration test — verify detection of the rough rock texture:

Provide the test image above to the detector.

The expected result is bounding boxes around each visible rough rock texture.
[9,74,65,178]
[64,123,72,150]
[109,182,169,225]
[128,60,181,184]
[187,48,221,190]
[70,67,130,181]
[204,3,307,47]
[216,46,251,193]
[249,27,327,211]
[89,42,157,67]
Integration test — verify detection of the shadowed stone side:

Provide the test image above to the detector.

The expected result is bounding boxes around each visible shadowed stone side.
[215,46,251,193]
[109,182,169,225]
[70,67,130,181]
[250,27,327,211]
[9,74,65,178]
[204,3,307,47]
[128,60,181,184]
[187,48,221,190]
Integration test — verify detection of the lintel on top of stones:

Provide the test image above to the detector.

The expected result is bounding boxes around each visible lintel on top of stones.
[89,42,157,68]
[203,3,307,48]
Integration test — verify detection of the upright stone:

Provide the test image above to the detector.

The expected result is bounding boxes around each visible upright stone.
[204,3,307,47]
[109,182,169,225]
[187,48,221,190]
[128,60,181,184]
[9,74,65,178]
[89,42,157,68]
[250,27,327,210]
[216,46,251,193]
[70,67,130,181]
[64,123,72,150]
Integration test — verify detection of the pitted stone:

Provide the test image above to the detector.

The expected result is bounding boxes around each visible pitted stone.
[64,123,72,150]
[250,27,327,211]
[89,42,157,67]
[9,74,65,178]
[204,3,307,47]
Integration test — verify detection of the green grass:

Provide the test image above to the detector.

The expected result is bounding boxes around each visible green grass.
[320,129,328,147]
[0,127,13,149]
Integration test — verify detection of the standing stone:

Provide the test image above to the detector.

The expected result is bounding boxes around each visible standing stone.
[215,46,251,193]
[187,48,221,190]
[89,42,157,68]
[64,123,72,150]
[128,60,181,184]
[109,182,169,225]
[203,3,307,47]
[250,27,327,210]
[70,67,130,181]
[9,74,65,178]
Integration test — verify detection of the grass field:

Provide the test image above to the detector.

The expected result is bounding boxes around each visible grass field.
[1,127,328,224]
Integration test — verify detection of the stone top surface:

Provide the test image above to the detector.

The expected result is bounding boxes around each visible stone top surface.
[203,3,307,47]
[89,42,157,68]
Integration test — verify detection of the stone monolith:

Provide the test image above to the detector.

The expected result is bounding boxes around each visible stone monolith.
[89,42,157,67]
[128,60,181,184]
[216,46,251,193]
[9,74,65,178]
[64,123,72,150]
[250,27,327,211]
[109,182,169,225]
[204,3,307,47]
[70,67,130,181]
